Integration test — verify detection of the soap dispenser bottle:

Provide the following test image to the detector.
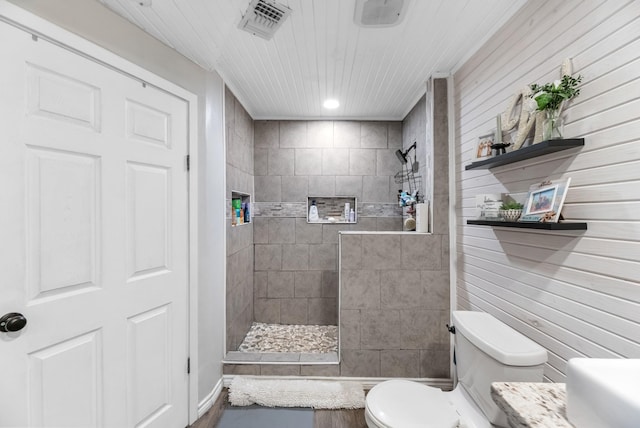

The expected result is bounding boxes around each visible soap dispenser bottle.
[308,200,319,222]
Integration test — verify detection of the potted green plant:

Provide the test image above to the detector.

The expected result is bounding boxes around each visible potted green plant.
[529,74,583,140]
[499,201,524,222]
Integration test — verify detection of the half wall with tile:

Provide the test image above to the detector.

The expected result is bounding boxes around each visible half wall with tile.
[339,232,450,378]
[223,230,451,379]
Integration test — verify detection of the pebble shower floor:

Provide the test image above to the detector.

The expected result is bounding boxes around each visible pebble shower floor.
[238,322,338,353]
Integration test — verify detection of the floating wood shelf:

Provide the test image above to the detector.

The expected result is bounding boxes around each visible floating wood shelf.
[467,219,587,230]
[465,138,585,170]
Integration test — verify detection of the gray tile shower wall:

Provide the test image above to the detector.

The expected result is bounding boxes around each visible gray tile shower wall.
[401,79,449,234]
[329,80,450,379]
[253,120,404,327]
[223,89,452,380]
[432,78,450,235]
[226,87,255,352]
[401,93,426,212]
[340,232,450,379]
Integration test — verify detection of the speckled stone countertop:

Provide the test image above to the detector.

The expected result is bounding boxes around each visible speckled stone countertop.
[491,382,574,428]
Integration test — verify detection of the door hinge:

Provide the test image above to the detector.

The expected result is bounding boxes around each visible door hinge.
[187,357,190,374]
[185,155,190,171]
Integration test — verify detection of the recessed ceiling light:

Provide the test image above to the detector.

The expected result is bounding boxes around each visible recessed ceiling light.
[323,99,339,109]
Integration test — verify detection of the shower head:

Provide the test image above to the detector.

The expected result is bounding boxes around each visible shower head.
[395,142,417,165]
[395,149,408,164]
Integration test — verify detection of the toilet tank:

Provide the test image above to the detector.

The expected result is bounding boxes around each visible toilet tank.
[452,311,547,427]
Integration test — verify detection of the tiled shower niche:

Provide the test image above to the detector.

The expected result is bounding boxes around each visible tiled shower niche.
[231,191,251,226]
[307,196,357,223]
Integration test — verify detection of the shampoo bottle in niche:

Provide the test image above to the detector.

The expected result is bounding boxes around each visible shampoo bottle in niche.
[349,208,355,222]
[344,202,350,222]
[232,198,241,226]
[308,200,319,222]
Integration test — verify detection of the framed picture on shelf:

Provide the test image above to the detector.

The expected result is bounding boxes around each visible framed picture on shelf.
[474,132,495,160]
[520,178,572,222]
[475,193,503,219]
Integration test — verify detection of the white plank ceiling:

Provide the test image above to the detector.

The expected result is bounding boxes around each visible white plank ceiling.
[99,0,526,120]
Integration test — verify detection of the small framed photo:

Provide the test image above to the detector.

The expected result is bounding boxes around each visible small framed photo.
[474,132,495,160]
[521,178,572,222]
[475,193,503,219]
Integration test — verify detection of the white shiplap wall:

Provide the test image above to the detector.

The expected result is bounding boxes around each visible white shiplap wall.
[454,0,640,382]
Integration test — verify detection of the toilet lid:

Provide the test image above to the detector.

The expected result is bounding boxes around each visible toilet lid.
[367,380,459,428]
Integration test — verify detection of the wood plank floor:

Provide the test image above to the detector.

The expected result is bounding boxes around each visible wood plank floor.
[190,388,367,428]
[313,408,367,428]
[190,389,227,428]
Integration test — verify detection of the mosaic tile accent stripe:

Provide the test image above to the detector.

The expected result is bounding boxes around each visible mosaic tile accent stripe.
[360,203,403,217]
[253,202,402,218]
[252,202,308,218]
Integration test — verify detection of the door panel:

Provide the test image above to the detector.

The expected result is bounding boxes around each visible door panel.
[28,330,103,428]
[0,20,189,428]
[26,147,100,300]
[125,100,170,148]
[127,305,172,427]
[126,162,171,280]
[26,63,102,131]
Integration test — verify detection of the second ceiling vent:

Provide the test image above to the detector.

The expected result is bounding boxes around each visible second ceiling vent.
[354,0,407,27]
[238,0,292,40]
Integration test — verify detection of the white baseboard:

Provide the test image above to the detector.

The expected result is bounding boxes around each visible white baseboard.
[197,377,224,419]
[222,374,453,390]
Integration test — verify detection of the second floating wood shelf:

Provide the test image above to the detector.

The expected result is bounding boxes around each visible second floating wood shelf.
[467,219,587,230]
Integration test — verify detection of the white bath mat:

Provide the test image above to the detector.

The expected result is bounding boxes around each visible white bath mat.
[229,377,365,409]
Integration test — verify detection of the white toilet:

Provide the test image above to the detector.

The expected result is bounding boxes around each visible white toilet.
[365,311,548,428]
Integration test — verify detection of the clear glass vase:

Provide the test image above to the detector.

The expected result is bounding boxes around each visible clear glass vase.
[543,109,563,140]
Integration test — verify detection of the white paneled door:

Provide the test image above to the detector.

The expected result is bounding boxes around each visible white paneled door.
[0,21,190,428]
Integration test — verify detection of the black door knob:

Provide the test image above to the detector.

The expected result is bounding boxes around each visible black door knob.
[0,312,27,332]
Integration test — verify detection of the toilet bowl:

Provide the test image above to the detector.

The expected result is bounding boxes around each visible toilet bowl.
[364,311,548,428]
[364,380,489,428]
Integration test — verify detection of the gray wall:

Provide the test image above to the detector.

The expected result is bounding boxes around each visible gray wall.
[401,78,449,234]
[225,87,255,352]
[225,232,451,380]
[402,82,450,316]
[8,0,227,405]
[200,70,226,403]
[401,94,427,209]
[333,87,451,379]
[340,232,450,378]
[223,98,451,379]
[252,120,404,327]
[430,78,450,236]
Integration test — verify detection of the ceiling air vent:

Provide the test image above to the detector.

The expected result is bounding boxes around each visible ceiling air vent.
[354,0,407,28]
[238,0,292,40]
